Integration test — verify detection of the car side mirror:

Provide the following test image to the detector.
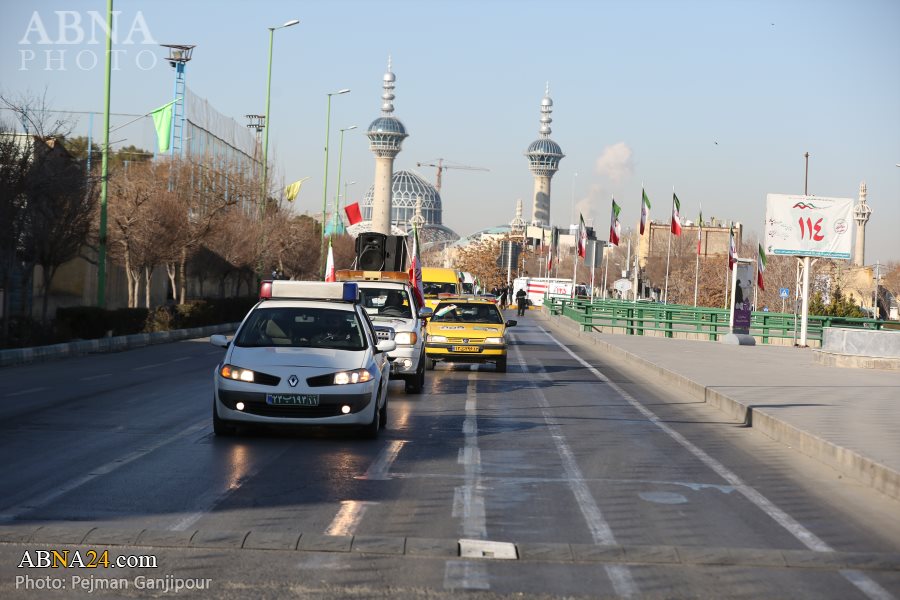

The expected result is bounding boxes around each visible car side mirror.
[505,320,517,328]
[376,340,397,353]
[209,334,230,348]
[418,307,433,320]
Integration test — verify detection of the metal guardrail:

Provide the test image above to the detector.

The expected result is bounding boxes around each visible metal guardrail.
[544,296,888,344]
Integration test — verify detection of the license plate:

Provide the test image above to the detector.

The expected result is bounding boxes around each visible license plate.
[451,345,481,353]
[266,393,320,406]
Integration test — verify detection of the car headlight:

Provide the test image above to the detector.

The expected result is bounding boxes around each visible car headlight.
[428,334,448,343]
[484,337,505,345]
[332,368,374,385]
[220,364,255,382]
[394,332,417,345]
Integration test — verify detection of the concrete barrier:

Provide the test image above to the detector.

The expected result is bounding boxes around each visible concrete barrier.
[814,328,900,370]
[0,322,241,368]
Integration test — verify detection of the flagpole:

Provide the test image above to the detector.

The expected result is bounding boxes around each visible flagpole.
[693,204,701,307]
[602,249,609,299]
[724,223,731,309]
[753,252,759,310]
[663,187,674,304]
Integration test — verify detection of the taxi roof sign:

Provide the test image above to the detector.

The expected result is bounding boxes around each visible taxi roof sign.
[260,280,358,303]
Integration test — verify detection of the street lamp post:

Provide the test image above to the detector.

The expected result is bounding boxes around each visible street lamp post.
[319,89,350,276]
[330,125,356,234]
[260,19,299,218]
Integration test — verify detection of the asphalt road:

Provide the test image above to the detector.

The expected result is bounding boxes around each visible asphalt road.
[0,314,898,599]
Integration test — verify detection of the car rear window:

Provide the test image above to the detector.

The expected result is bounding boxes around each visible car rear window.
[432,303,503,324]
[234,307,366,350]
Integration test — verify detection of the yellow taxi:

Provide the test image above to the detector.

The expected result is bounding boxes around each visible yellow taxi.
[424,296,516,372]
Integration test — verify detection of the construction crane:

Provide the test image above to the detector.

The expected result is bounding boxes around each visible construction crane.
[415,158,489,193]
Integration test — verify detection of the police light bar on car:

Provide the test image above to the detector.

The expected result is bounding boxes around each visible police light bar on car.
[259,281,359,302]
[335,270,410,283]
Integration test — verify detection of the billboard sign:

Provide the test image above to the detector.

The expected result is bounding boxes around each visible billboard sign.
[764,194,853,259]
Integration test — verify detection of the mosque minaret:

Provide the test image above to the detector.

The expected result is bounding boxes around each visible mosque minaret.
[853,181,871,267]
[525,84,564,227]
[366,57,408,235]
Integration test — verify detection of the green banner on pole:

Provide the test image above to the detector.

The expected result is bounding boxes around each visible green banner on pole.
[151,101,174,153]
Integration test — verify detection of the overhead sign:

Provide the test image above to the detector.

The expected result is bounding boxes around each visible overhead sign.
[764,194,853,259]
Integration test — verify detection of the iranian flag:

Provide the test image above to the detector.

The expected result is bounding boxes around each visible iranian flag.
[408,224,425,306]
[639,188,651,235]
[609,198,621,246]
[728,224,737,270]
[547,227,559,271]
[671,193,683,236]
[577,213,588,259]
[697,206,703,255]
[324,239,336,282]
[757,243,767,291]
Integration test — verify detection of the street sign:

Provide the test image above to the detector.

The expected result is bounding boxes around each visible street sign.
[614,279,632,293]
[779,288,790,299]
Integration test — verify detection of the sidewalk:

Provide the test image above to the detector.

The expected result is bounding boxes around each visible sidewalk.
[0,322,240,368]
[536,309,900,503]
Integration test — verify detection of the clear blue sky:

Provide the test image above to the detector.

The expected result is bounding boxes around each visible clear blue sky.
[3,0,898,264]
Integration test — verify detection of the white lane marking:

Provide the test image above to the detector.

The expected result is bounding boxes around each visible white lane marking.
[325,500,376,536]
[839,570,896,600]
[0,420,208,522]
[511,341,638,598]
[446,373,490,591]
[541,327,895,600]
[452,372,487,540]
[170,357,191,362]
[357,440,406,480]
[444,560,489,590]
[132,362,165,371]
[79,373,112,381]
[387,472,734,492]
[207,350,223,355]
[6,387,48,397]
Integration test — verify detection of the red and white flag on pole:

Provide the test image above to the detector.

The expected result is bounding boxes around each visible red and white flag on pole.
[577,214,588,259]
[697,206,703,255]
[609,198,621,246]
[408,224,425,307]
[324,239,336,282]
[728,223,737,270]
[671,193,683,236]
[757,243,767,291]
[639,188,651,235]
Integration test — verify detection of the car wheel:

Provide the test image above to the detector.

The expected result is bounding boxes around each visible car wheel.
[426,357,437,371]
[405,358,425,394]
[361,397,381,439]
[495,358,507,373]
[212,399,237,436]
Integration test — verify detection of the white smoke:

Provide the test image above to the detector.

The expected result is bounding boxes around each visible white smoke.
[595,142,634,183]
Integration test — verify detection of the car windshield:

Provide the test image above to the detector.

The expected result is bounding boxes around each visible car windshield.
[234,306,366,350]
[423,282,457,296]
[358,287,413,319]
[432,302,503,324]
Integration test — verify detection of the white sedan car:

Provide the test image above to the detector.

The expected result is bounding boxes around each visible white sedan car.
[210,281,396,438]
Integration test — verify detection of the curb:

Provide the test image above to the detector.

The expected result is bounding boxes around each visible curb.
[0,323,241,368]
[536,310,900,503]
[0,524,897,571]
